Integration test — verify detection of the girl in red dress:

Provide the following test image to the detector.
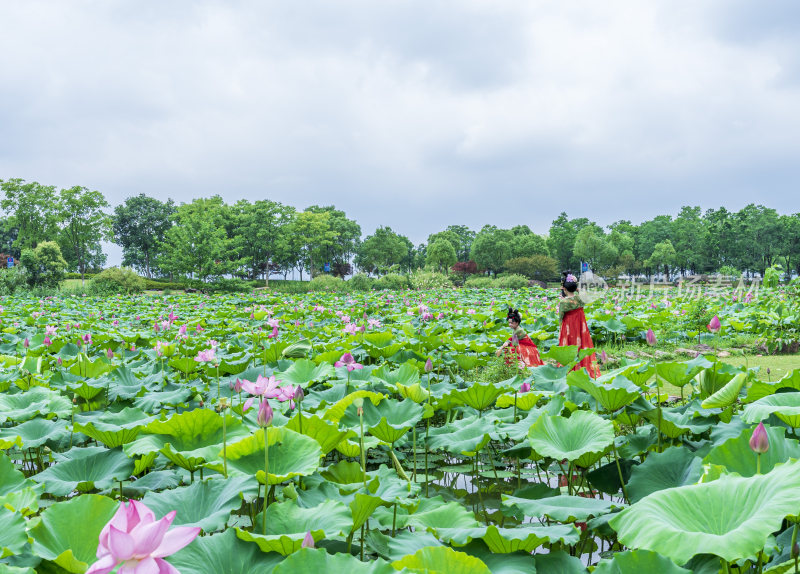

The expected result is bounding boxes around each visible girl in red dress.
[496,307,544,368]
[558,273,601,378]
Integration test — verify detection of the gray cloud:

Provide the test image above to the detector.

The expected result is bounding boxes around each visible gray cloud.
[1,0,799,266]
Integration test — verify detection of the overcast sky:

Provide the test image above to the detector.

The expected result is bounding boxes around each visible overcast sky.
[1,1,799,265]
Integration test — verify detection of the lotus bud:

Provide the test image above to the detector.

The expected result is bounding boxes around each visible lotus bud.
[520,382,531,393]
[257,400,273,428]
[645,329,657,346]
[749,422,769,454]
[293,386,304,404]
[57,357,63,366]
[767,368,771,375]
[792,542,799,559]
[106,348,114,359]
[302,531,315,549]
[707,315,721,333]
[601,349,608,364]
[23,338,29,349]
[425,358,433,373]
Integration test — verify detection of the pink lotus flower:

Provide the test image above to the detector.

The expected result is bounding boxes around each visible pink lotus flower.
[44,336,52,347]
[707,316,721,334]
[82,333,93,346]
[276,384,298,409]
[519,382,531,393]
[45,325,57,336]
[424,359,433,373]
[302,531,315,549]
[231,379,243,393]
[257,400,274,427]
[601,350,608,364]
[750,422,770,454]
[645,329,657,346]
[178,324,187,337]
[193,348,216,363]
[86,500,199,574]
[335,353,363,371]
[154,342,164,358]
[241,375,281,398]
[343,323,359,335]
[242,397,254,413]
[267,326,279,339]
[195,325,204,333]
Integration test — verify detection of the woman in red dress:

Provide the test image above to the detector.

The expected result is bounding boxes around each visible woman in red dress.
[496,307,544,368]
[558,273,601,378]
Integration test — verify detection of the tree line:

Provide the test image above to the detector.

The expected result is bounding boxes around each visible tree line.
[1,178,798,284]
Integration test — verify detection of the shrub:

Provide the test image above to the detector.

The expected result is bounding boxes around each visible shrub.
[349,273,374,292]
[91,267,147,294]
[144,279,185,291]
[717,265,740,279]
[374,273,410,291]
[65,272,97,280]
[0,266,29,295]
[464,276,494,288]
[763,265,782,288]
[409,270,451,290]
[496,274,530,289]
[504,255,559,281]
[309,274,349,293]
[21,241,67,288]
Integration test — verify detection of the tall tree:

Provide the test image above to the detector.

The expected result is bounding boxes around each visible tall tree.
[672,206,708,275]
[53,186,111,282]
[306,205,361,273]
[647,239,678,278]
[113,194,175,278]
[470,225,512,276]
[158,196,233,281]
[286,211,338,279]
[0,179,58,251]
[445,225,476,262]
[229,199,295,285]
[573,227,618,274]
[547,213,598,272]
[426,238,457,273]
[355,226,408,275]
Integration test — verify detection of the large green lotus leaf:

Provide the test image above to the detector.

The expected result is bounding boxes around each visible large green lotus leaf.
[744,369,800,403]
[454,355,480,371]
[123,408,250,471]
[320,390,384,422]
[436,524,580,553]
[593,549,692,574]
[277,358,333,386]
[0,508,27,558]
[71,408,154,449]
[235,527,317,556]
[274,547,398,574]
[255,499,353,539]
[626,447,703,503]
[366,529,444,561]
[374,363,420,387]
[567,371,640,412]
[528,364,570,392]
[656,360,707,387]
[33,448,135,497]
[142,475,258,533]
[118,470,182,498]
[66,380,106,401]
[0,418,68,449]
[426,417,493,457]
[528,410,614,467]
[609,459,800,564]
[133,386,193,412]
[0,387,71,423]
[373,496,480,530]
[367,465,421,506]
[286,412,354,454]
[0,453,44,514]
[395,381,431,403]
[212,426,322,485]
[694,360,741,398]
[392,547,491,574]
[340,398,423,444]
[641,401,716,438]
[502,494,618,523]
[69,356,113,378]
[495,396,565,442]
[743,394,800,428]
[495,389,552,411]
[541,345,579,366]
[166,528,283,574]
[533,550,587,573]
[446,382,507,411]
[700,372,747,409]
[0,564,35,574]
[29,494,118,573]
[703,425,800,478]
[105,365,147,400]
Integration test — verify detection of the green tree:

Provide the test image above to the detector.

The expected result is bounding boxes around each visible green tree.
[0,217,19,258]
[732,204,783,276]
[56,186,112,283]
[780,214,800,278]
[306,205,361,275]
[158,196,233,281]
[426,238,457,273]
[286,211,338,280]
[230,199,295,285]
[21,241,67,288]
[470,225,512,276]
[573,227,618,274]
[113,194,176,278]
[510,232,549,259]
[355,226,408,275]
[635,215,673,265]
[647,239,678,278]
[503,255,558,281]
[672,206,709,275]
[445,225,476,262]
[547,213,598,271]
[0,179,58,251]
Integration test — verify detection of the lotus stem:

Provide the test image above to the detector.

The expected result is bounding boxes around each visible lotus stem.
[222,407,228,478]
[757,453,761,475]
[359,408,367,487]
[612,440,629,504]
[392,503,397,537]
[268,427,269,536]
[513,391,518,422]
[412,426,417,482]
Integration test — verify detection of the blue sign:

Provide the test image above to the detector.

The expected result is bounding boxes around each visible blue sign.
[6,257,13,269]
[581,261,589,273]
[324,262,331,273]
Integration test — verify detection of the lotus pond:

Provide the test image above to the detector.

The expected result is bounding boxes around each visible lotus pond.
[1,285,799,573]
